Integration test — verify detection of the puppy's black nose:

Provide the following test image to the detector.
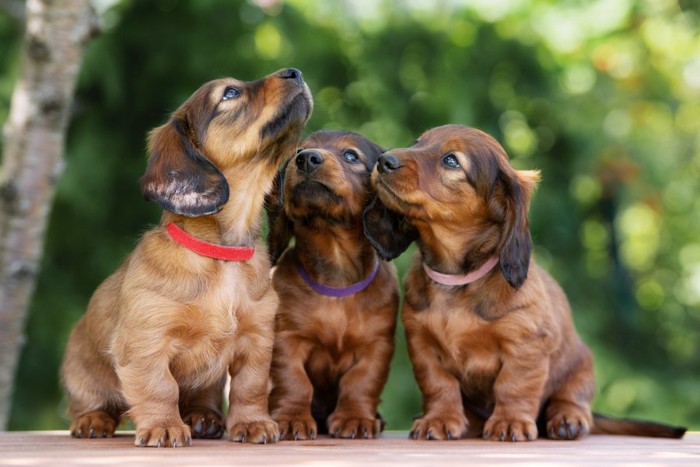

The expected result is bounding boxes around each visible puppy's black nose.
[377,153,400,173]
[280,68,304,86]
[296,150,323,173]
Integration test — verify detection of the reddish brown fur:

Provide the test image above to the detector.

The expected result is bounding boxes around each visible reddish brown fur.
[364,124,685,441]
[61,69,312,447]
[265,130,399,440]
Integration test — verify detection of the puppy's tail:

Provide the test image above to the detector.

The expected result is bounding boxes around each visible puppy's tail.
[591,413,686,438]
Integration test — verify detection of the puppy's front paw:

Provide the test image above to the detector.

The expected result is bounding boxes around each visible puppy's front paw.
[410,413,469,440]
[135,423,192,447]
[483,416,537,442]
[182,407,224,439]
[71,410,118,439]
[275,412,317,441]
[328,412,382,439]
[228,418,279,444]
[546,404,591,440]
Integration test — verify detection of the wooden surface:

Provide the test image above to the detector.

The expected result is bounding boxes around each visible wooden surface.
[0,431,697,466]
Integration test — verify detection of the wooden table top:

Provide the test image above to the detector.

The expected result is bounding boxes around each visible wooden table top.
[0,431,697,466]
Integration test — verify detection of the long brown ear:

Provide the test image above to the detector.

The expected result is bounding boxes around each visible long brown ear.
[362,196,418,261]
[140,116,228,217]
[498,169,539,290]
[356,138,385,170]
[265,160,293,265]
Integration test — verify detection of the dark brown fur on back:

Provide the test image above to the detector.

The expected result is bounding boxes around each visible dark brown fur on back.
[363,124,686,441]
[266,130,399,440]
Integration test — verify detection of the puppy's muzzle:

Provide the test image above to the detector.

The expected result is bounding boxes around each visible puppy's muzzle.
[377,153,400,173]
[296,150,324,174]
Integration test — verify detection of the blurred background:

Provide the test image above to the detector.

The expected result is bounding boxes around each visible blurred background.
[1,0,699,431]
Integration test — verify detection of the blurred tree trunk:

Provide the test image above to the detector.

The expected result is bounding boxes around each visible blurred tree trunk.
[0,0,98,429]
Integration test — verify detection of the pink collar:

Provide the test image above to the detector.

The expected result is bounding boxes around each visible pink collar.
[423,256,499,286]
[166,223,255,261]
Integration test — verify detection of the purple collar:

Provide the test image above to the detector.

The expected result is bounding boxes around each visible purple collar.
[297,260,379,297]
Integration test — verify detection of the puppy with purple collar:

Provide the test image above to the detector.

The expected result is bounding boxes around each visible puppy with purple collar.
[265,130,399,440]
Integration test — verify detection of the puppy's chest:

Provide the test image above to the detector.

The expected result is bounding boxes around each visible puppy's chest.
[308,299,368,352]
[422,294,503,378]
[294,299,372,379]
[168,264,248,384]
[200,262,250,311]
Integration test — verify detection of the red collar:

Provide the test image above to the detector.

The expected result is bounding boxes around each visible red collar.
[166,223,255,261]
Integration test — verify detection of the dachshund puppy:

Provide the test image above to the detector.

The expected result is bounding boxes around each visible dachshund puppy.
[265,130,399,440]
[364,124,686,441]
[61,68,313,447]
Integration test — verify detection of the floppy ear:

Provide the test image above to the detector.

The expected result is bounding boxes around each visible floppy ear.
[357,139,385,169]
[497,169,540,290]
[362,196,418,261]
[265,160,293,266]
[140,115,229,217]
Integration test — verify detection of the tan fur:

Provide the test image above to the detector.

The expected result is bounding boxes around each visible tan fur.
[61,69,312,447]
[265,131,399,440]
[364,124,685,441]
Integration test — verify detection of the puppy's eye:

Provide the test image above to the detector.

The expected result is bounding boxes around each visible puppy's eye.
[441,153,461,169]
[222,87,240,101]
[342,150,360,164]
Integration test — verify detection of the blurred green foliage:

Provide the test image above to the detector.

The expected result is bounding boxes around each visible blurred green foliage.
[1,0,698,431]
